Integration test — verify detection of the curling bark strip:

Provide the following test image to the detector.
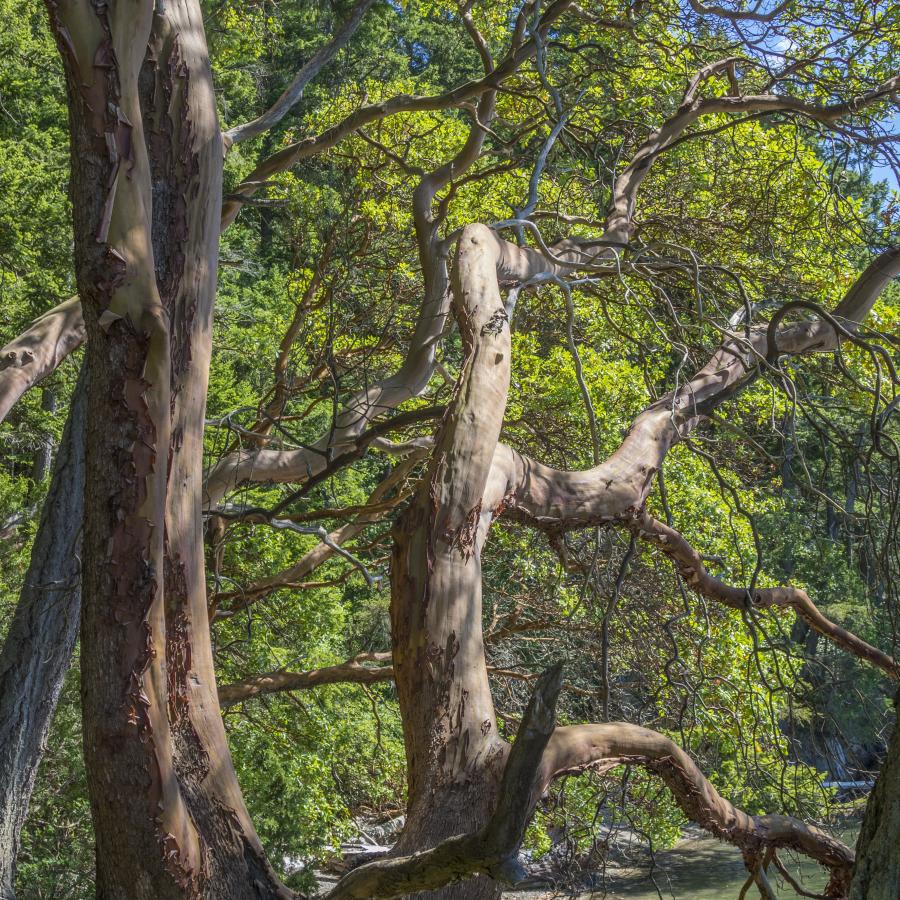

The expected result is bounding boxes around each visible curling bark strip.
[46,0,204,894]
[44,1,292,896]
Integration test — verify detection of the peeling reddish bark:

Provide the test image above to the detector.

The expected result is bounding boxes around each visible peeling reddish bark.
[47,1,289,896]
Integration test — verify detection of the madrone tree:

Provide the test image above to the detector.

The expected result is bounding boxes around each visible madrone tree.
[1,1,899,899]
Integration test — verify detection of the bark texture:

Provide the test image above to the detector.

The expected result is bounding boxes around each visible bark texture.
[851,694,900,900]
[48,1,288,896]
[390,225,514,900]
[382,223,894,900]
[0,297,84,426]
[0,370,85,900]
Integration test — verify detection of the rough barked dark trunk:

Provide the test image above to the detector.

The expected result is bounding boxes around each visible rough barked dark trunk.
[851,694,900,900]
[0,369,84,900]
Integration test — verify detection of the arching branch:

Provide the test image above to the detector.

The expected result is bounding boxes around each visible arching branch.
[223,0,378,147]
[485,246,900,529]
[539,723,855,897]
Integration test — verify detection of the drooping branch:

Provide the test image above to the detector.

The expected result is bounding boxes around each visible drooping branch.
[539,723,855,897]
[0,296,84,425]
[223,0,377,147]
[323,664,564,900]
[624,509,900,678]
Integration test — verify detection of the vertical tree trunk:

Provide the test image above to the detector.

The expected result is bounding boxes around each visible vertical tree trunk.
[851,695,900,900]
[0,371,84,900]
[47,1,288,896]
[390,225,513,900]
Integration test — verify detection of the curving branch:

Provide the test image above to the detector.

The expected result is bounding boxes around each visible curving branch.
[605,71,900,243]
[223,0,377,147]
[538,723,855,896]
[209,453,420,619]
[210,77,900,506]
[484,245,900,530]
[219,0,576,227]
[0,297,84,425]
[207,0,532,506]
[686,0,790,22]
[624,509,900,678]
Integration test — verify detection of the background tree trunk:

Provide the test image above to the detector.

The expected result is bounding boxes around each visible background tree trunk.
[0,370,84,900]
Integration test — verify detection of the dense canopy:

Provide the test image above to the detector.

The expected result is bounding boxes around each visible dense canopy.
[0,1,899,899]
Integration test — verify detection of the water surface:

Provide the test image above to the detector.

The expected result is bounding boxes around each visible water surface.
[505,824,860,900]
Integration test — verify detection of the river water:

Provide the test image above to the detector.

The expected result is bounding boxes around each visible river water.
[504,824,860,900]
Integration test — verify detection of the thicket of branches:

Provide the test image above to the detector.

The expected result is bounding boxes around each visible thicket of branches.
[0,1,898,899]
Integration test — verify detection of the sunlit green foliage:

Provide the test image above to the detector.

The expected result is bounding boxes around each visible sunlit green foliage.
[1,0,898,894]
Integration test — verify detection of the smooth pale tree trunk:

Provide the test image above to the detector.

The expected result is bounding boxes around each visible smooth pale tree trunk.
[390,226,513,900]
[0,371,85,900]
[46,1,289,896]
[851,695,900,899]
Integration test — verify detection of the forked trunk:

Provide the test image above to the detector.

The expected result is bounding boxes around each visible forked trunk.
[47,0,287,896]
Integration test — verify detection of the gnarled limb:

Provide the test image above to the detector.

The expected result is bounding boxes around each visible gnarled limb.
[206,8,512,507]
[484,246,900,530]
[624,509,900,678]
[539,723,855,898]
[0,296,83,425]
